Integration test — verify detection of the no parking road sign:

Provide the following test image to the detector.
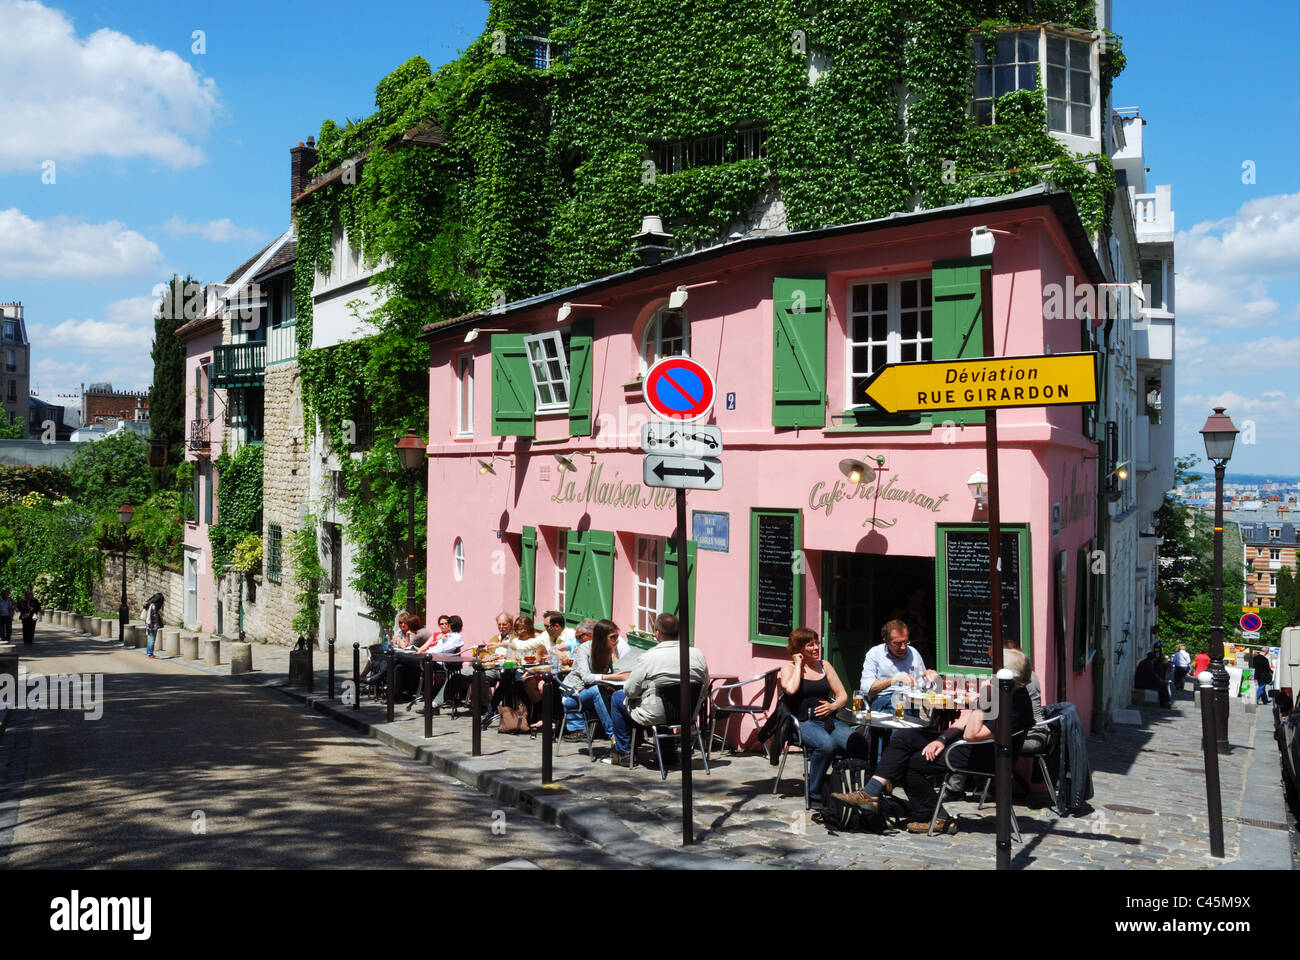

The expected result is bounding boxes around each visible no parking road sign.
[1240,613,1262,633]
[644,357,716,422]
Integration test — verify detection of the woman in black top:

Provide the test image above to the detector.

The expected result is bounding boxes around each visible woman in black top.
[779,627,854,804]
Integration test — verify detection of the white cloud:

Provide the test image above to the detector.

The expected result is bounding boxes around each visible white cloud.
[29,295,158,358]
[0,0,221,172]
[1174,192,1299,331]
[0,208,163,278]
[1178,333,1300,385]
[1175,389,1300,473]
[162,216,268,245]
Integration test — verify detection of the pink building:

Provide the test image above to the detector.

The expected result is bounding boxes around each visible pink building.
[421,187,1105,738]
[176,287,224,634]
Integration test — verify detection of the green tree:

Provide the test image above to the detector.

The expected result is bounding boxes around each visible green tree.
[149,274,200,477]
[1276,566,1300,626]
[67,432,152,511]
[0,417,25,439]
[1156,454,1211,615]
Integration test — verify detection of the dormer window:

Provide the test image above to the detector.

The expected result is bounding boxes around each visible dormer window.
[1269,527,1281,540]
[973,28,1094,137]
[640,305,689,374]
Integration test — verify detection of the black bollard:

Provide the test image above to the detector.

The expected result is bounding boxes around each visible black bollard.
[1198,671,1226,857]
[306,635,315,694]
[541,673,553,785]
[471,660,483,757]
[387,644,396,724]
[995,669,1013,871]
[423,658,434,739]
[328,638,335,701]
[352,642,360,711]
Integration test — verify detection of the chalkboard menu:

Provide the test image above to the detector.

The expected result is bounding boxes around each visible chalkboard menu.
[943,528,1022,668]
[754,513,797,639]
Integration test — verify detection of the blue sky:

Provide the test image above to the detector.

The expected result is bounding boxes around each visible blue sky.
[1,0,1297,475]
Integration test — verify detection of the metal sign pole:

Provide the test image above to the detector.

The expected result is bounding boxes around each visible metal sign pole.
[676,486,694,846]
[978,265,1010,871]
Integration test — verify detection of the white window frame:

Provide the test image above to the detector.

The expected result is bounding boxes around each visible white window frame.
[453,538,465,582]
[639,304,689,375]
[972,28,1096,137]
[522,330,570,413]
[846,275,933,409]
[1271,547,1281,560]
[1045,33,1094,137]
[634,536,664,635]
[1269,527,1281,540]
[456,351,474,437]
[555,529,568,612]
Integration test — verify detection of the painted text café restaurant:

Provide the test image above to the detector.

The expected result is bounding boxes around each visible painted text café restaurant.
[420,186,1104,741]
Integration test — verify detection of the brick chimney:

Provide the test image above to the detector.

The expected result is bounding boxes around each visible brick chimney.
[290,136,319,211]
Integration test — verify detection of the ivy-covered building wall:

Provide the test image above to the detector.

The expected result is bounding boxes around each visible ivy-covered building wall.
[290,0,1123,635]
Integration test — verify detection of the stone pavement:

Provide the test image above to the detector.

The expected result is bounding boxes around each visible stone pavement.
[27,620,1297,869]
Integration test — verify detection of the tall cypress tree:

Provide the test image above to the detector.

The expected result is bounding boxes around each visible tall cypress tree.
[149,274,200,480]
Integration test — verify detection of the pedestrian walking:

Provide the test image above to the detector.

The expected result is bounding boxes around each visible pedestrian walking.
[144,593,164,658]
[1171,644,1191,692]
[17,589,41,646]
[1251,648,1274,704]
[0,589,13,643]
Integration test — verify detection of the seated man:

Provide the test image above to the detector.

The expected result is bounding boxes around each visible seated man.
[834,648,1035,834]
[859,619,937,712]
[607,613,709,766]
[1133,649,1170,707]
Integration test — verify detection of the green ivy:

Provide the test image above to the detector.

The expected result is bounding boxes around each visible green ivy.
[288,519,325,636]
[291,0,1121,622]
[209,445,263,575]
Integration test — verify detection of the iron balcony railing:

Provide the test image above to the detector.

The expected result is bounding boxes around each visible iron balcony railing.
[211,342,266,387]
[189,418,211,451]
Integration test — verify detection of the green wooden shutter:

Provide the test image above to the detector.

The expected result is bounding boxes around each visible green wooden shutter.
[490,335,536,438]
[772,276,827,428]
[931,257,990,427]
[566,529,615,622]
[203,462,213,524]
[662,537,698,641]
[519,526,537,619]
[567,318,594,437]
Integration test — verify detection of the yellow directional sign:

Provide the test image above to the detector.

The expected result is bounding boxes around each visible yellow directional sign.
[862,352,1097,414]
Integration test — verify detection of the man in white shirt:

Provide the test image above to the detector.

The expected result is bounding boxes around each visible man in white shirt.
[860,620,937,712]
[1170,644,1192,692]
[607,613,708,765]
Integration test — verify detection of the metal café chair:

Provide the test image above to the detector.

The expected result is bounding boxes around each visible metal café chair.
[708,668,781,759]
[560,687,604,759]
[1018,713,1063,814]
[773,718,817,810]
[927,721,1040,838]
[629,681,713,780]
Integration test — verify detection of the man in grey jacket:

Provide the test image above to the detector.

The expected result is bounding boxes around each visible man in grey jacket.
[607,613,709,765]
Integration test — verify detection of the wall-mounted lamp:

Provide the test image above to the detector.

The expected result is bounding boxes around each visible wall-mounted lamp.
[966,470,989,510]
[556,302,606,323]
[554,451,597,473]
[839,454,885,486]
[1083,455,1131,481]
[667,279,721,310]
[478,455,514,475]
[464,327,508,344]
[969,225,1018,257]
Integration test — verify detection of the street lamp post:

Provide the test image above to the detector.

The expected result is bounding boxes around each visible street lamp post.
[395,430,426,616]
[1199,406,1239,755]
[117,503,134,641]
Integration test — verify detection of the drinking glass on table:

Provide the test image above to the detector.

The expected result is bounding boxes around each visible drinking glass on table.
[892,691,906,719]
[852,691,865,713]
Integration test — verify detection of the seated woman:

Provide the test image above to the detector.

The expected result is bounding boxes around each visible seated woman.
[400,614,464,709]
[832,648,1035,834]
[563,619,629,740]
[490,616,540,714]
[779,627,854,806]
[360,612,416,686]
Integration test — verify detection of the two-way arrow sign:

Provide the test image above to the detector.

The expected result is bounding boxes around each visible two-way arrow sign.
[643,453,723,491]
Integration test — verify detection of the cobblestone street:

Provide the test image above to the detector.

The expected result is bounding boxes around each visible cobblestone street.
[45,619,1292,870]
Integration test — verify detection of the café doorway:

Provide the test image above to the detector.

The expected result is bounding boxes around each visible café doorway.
[821,552,936,687]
